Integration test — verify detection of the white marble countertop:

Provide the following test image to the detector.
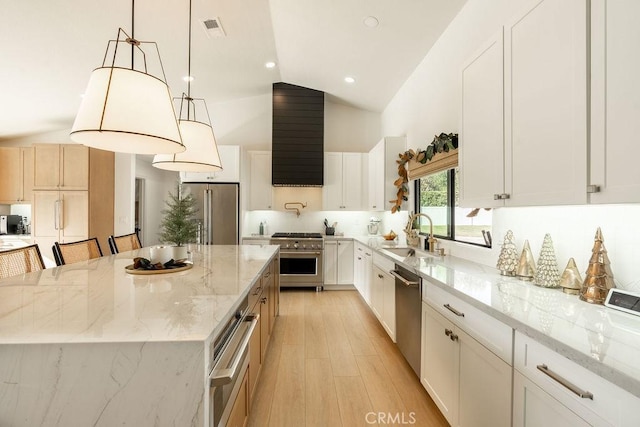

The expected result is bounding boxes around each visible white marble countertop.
[0,244,279,345]
[353,235,640,399]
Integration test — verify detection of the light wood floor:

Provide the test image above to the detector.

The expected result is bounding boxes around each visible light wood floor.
[247,289,449,427]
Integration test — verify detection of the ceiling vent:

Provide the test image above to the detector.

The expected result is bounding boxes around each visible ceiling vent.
[201,17,226,39]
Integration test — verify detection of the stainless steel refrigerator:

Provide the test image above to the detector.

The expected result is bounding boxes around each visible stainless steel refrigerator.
[181,183,239,245]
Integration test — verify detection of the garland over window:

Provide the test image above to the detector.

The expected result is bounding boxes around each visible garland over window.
[391,132,458,213]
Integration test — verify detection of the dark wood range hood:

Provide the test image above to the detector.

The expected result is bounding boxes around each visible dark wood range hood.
[272,82,324,187]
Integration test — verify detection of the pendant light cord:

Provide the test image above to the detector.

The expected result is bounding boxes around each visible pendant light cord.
[131,0,135,69]
[186,0,193,119]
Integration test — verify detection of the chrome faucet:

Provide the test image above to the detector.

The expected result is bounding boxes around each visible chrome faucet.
[406,212,437,253]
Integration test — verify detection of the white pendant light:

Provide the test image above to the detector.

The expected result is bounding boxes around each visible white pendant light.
[70,2,184,155]
[152,0,222,172]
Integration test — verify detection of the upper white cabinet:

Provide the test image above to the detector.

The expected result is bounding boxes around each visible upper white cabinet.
[460,31,505,208]
[504,0,587,206]
[589,0,640,203]
[368,137,406,211]
[323,152,363,210]
[248,151,273,210]
[461,0,588,207]
[180,145,240,183]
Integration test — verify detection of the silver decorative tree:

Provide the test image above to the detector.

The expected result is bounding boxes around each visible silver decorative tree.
[497,230,518,276]
[516,240,536,281]
[534,233,561,288]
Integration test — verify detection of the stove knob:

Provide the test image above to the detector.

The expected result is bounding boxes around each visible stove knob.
[293,243,299,249]
[284,244,290,249]
[302,244,307,249]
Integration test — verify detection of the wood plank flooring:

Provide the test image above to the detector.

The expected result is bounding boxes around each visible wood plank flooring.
[247,289,449,427]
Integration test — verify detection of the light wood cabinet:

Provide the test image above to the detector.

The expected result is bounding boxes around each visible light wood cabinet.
[323,239,354,286]
[0,147,33,203]
[180,145,240,183]
[589,0,640,203]
[32,190,89,261]
[368,137,406,211]
[31,146,113,262]
[227,367,249,427]
[323,152,363,210]
[248,151,273,210]
[421,302,511,427]
[33,144,89,190]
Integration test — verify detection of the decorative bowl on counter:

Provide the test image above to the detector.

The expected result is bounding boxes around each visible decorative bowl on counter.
[382,231,398,241]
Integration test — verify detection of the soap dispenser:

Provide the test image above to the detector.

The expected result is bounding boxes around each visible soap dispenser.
[259,221,264,236]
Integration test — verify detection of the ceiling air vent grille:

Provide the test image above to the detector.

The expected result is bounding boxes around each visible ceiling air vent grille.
[201,17,226,39]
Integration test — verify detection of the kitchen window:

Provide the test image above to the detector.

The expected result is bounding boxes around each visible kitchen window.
[414,168,492,247]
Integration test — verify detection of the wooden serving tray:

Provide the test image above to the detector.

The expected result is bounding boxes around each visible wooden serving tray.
[125,263,193,275]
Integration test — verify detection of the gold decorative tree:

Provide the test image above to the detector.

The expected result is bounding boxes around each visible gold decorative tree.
[516,240,536,281]
[579,227,615,304]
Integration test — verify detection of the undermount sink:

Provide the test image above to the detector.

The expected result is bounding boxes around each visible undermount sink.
[383,247,418,257]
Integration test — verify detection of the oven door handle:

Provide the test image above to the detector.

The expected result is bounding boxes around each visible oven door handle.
[209,315,258,387]
[280,251,322,256]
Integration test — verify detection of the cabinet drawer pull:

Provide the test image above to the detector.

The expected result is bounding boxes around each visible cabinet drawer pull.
[536,364,593,400]
[445,328,453,337]
[378,274,384,279]
[444,304,465,317]
[252,286,262,296]
[260,297,267,304]
[450,333,458,342]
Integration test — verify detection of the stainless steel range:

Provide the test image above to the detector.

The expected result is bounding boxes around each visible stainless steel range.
[270,232,324,291]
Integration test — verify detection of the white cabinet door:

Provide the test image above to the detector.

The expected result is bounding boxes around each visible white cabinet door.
[504,0,587,206]
[361,248,372,305]
[336,240,354,284]
[323,153,363,210]
[249,151,273,210]
[590,0,640,203]
[513,371,590,427]
[368,141,384,211]
[367,137,406,212]
[341,153,362,210]
[323,241,338,285]
[323,152,343,210]
[460,30,505,208]
[458,328,512,427]
[381,270,395,341]
[181,145,240,183]
[421,302,458,425]
[371,265,385,320]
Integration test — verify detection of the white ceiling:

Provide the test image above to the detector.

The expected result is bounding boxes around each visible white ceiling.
[0,0,466,140]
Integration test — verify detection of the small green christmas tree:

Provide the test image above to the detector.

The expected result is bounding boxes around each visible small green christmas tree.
[159,184,198,246]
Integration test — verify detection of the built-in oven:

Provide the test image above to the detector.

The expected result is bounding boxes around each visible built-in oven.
[270,233,324,291]
[207,296,257,427]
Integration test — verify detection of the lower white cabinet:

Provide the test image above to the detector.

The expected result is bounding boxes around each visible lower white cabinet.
[514,331,640,427]
[353,242,372,304]
[421,301,512,427]
[371,253,395,342]
[323,239,354,286]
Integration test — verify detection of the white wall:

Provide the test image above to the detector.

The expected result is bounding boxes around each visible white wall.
[324,100,381,152]
[135,157,180,247]
[114,153,135,236]
[380,0,640,290]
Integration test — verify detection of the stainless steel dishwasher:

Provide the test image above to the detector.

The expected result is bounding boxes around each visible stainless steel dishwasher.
[391,263,422,377]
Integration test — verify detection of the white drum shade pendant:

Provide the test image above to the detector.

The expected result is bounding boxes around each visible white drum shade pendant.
[153,119,222,172]
[152,0,222,172]
[71,66,184,154]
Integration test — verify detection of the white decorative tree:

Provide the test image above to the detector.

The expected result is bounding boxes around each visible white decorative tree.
[534,233,561,288]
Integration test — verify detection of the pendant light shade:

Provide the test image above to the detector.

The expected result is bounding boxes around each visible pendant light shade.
[153,119,222,172]
[71,67,185,154]
[152,0,223,172]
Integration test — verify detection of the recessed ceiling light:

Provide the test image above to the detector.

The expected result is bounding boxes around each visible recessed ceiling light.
[183,75,194,82]
[265,61,277,69]
[363,16,379,28]
[344,76,356,84]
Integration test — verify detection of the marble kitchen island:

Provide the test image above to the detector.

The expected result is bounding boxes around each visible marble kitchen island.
[0,244,279,427]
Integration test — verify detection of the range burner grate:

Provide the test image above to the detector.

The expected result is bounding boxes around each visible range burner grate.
[271,232,323,239]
